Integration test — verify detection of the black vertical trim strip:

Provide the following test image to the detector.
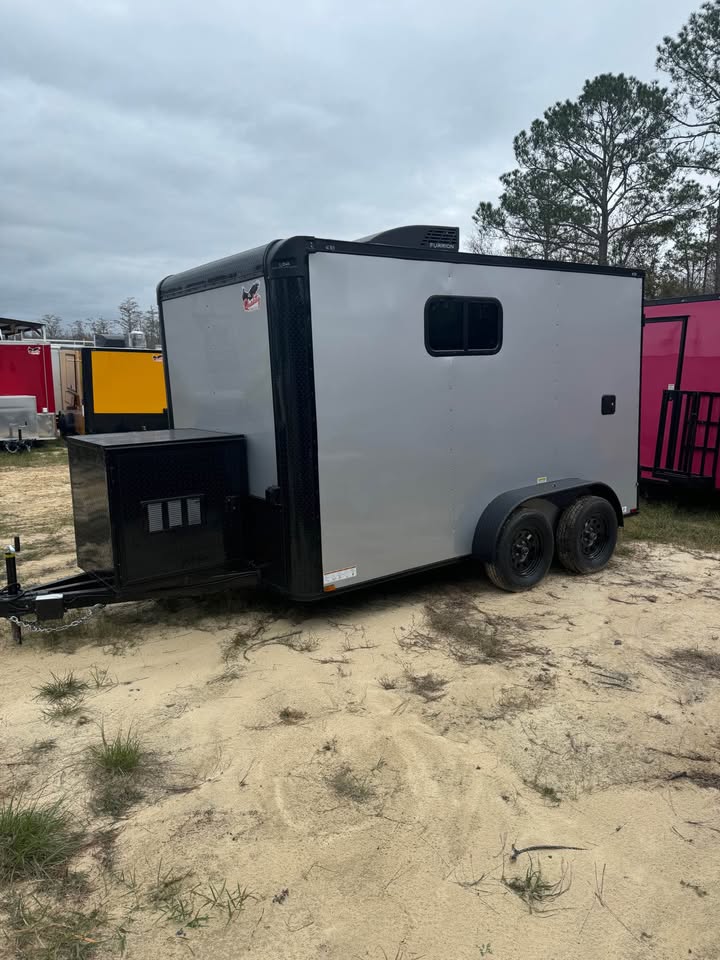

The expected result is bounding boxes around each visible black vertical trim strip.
[81,348,95,433]
[675,316,688,391]
[156,277,175,428]
[265,240,323,598]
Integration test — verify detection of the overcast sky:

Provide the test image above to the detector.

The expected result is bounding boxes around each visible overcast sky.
[1,0,700,323]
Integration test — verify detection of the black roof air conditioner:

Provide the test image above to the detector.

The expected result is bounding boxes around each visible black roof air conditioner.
[358,225,459,252]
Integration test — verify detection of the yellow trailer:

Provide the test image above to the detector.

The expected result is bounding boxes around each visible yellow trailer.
[58,348,168,434]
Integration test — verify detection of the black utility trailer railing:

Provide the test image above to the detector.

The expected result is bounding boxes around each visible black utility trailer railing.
[653,389,720,487]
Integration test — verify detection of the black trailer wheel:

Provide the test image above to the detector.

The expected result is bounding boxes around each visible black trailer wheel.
[3,440,20,454]
[485,507,554,592]
[556,495,617,574]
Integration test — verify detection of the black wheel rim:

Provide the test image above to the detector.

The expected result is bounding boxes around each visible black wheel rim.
[580,514,609,559]
[510,527,543,577]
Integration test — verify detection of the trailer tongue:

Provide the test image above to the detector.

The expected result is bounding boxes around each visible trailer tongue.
[1,429,260,642]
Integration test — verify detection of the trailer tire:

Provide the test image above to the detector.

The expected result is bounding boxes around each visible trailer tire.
[3,440,20,454]
[484,507,554,592]
[556,495,617,575]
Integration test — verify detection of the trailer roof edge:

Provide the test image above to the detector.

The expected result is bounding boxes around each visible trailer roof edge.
[159,236,643,301]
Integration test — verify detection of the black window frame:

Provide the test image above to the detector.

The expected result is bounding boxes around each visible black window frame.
[424,295,503,356]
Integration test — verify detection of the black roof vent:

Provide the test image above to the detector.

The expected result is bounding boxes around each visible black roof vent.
[358,225,459,252]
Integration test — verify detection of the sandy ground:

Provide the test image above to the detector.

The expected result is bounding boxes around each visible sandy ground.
[1,449,720,960]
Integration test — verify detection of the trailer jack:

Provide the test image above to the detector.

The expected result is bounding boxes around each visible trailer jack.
[1,535,261,645]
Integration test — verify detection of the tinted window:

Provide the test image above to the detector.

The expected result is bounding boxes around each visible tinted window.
[467,300,501,351]
[426,298,464,352]
[425,297,502,356]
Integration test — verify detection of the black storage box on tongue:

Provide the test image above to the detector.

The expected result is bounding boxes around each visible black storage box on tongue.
[66,429,248,588]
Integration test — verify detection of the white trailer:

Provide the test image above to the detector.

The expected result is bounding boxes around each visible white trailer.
[156,225,642,597]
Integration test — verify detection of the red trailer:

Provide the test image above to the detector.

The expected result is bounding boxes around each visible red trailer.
[641,295,720,491]
[0,342,56,414]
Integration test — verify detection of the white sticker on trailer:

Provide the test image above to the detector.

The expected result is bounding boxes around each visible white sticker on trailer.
[323,567,357,586]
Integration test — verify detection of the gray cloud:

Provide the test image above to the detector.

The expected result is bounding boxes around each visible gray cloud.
[1,0,698,322]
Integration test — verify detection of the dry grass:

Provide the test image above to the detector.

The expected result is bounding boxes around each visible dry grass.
[41,699,86,723]
[400,593,539,664]
[6,894,111,960]
[405,670,449,701]
[656,645,720,679]
[327,763,376,804]
[504,859,572,913]
[278,707,307,725]
[481,685,543,721]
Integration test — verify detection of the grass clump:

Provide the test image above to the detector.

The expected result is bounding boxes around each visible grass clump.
[35,671,88,703]
[88,665,116,690]
[0,798,81,881]
[88,728,142,776]
[327,763,375,804]
[378,675,398,690]
[87,727,146,817]
[504,859,571,913]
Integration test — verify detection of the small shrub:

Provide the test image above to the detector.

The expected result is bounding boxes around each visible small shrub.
[378,675,398,689]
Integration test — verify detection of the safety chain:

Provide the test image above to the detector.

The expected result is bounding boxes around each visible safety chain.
[7,604,105,635]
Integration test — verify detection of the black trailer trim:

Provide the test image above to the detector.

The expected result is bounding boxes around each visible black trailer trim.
[157,277,175,428]
[264,239,324,599]
[158,236,642,304]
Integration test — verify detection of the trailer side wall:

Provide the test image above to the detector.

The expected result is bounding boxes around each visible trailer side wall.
[309,253,642,588]
[160,280,277,498]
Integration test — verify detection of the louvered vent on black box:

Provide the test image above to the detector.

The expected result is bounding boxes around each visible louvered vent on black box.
[358,225,459,252]
[420,227,460,250]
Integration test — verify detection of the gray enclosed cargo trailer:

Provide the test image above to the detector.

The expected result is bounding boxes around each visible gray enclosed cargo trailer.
[157,225,642,598]
[1,226,643,636]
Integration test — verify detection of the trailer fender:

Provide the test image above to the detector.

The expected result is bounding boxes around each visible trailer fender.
[471,479,623,563]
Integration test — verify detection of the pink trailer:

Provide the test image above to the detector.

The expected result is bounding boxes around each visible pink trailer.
[641,295,720,490]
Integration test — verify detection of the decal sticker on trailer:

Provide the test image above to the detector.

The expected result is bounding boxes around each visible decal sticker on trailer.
[242,283,261,312]
[323,566,357,587]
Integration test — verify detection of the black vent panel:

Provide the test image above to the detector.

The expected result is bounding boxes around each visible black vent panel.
[145,496,204,533]
[420,227,460,250]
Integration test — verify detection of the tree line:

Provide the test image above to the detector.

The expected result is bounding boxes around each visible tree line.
[472,1,720,298]
[40,298,160,347]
